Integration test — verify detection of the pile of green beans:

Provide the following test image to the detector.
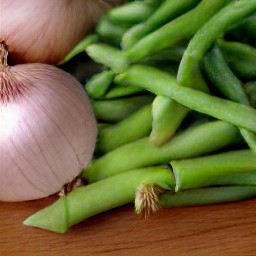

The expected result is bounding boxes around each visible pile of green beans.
[25,0,256,233]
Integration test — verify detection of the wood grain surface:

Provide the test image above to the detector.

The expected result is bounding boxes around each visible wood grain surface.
[1,196,256,256]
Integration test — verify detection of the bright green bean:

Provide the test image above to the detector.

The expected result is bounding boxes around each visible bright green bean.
[96,17,128,43]
[150,96,188,146]
[85,70,114,99]
[172,150,256,191]
[107,1,154,25]
[115,65,256,133]
[97,104,152,153]
[122,0,200,49]
[86,43,129,74]
[92,94,154,123]
[82,120,239,183]
[218,40,256,80]
[24,166,174,233]
[105,83,144,98]
[160,186,256,208]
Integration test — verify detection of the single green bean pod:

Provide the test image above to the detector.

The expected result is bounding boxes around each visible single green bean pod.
[218,39,256,80]
[92,94,154,123]
[97,104,152,153]
[85,70,114,98]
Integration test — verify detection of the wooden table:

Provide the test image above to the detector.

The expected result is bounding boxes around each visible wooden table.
[1,196,256,256]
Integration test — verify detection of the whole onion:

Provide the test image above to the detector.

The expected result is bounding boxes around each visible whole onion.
[0,0,120,64]
[0,43,97,202]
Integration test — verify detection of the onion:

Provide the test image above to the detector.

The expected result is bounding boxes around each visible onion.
[0,0,119,64]
[0,43,97,202]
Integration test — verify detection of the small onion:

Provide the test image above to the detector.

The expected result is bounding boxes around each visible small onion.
[0,43,97,202]
[0,0,119,64]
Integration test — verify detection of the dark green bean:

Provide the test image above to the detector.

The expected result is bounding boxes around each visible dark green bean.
[160,186,256,208]
[218,39,256,80]
[225,13,256,47]
[245,81,256,108]
[203,45,249,105]
[203,45,256,153]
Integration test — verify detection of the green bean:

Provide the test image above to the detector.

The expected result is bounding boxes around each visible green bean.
[160,186,256,208]
[107,1,154,25]
[171,150,256,191]
[140,46,186,65]
[150,96,188,146]
[82,120,239,183]
[122,0,200,49]
[58,34,98,65]
[97,104,152,153]
[203,45,249,105]
[85,70,114,99]
[203,45,256,153]
[218,40,256,80]
[92,94,154,122]
[124,0,230,65]
[225,13,256,47]
[245,81,256,108]
[105,83,144,98]
[115,65,256,133]
[96,17,128,43]
[178,0,256,89]
[24,166,174,233]
[86,43,129,74]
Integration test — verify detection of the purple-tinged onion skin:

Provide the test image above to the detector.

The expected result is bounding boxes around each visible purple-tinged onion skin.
[0,0,114,64]
[0,64,97,201]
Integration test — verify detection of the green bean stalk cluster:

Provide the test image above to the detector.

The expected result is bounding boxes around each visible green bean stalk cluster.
[24,0,256,233]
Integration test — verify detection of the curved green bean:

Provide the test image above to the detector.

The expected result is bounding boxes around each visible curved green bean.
[203,45,256,153]
[92,94,154,123]
[97,104,152,153]
[150,96,188,146]
[115,65,256,133]
[85,70,114,99]
[218,39,256,80]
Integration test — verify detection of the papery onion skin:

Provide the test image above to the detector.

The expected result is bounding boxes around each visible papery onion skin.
[0,63,97,202]
[0,0,116,64]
